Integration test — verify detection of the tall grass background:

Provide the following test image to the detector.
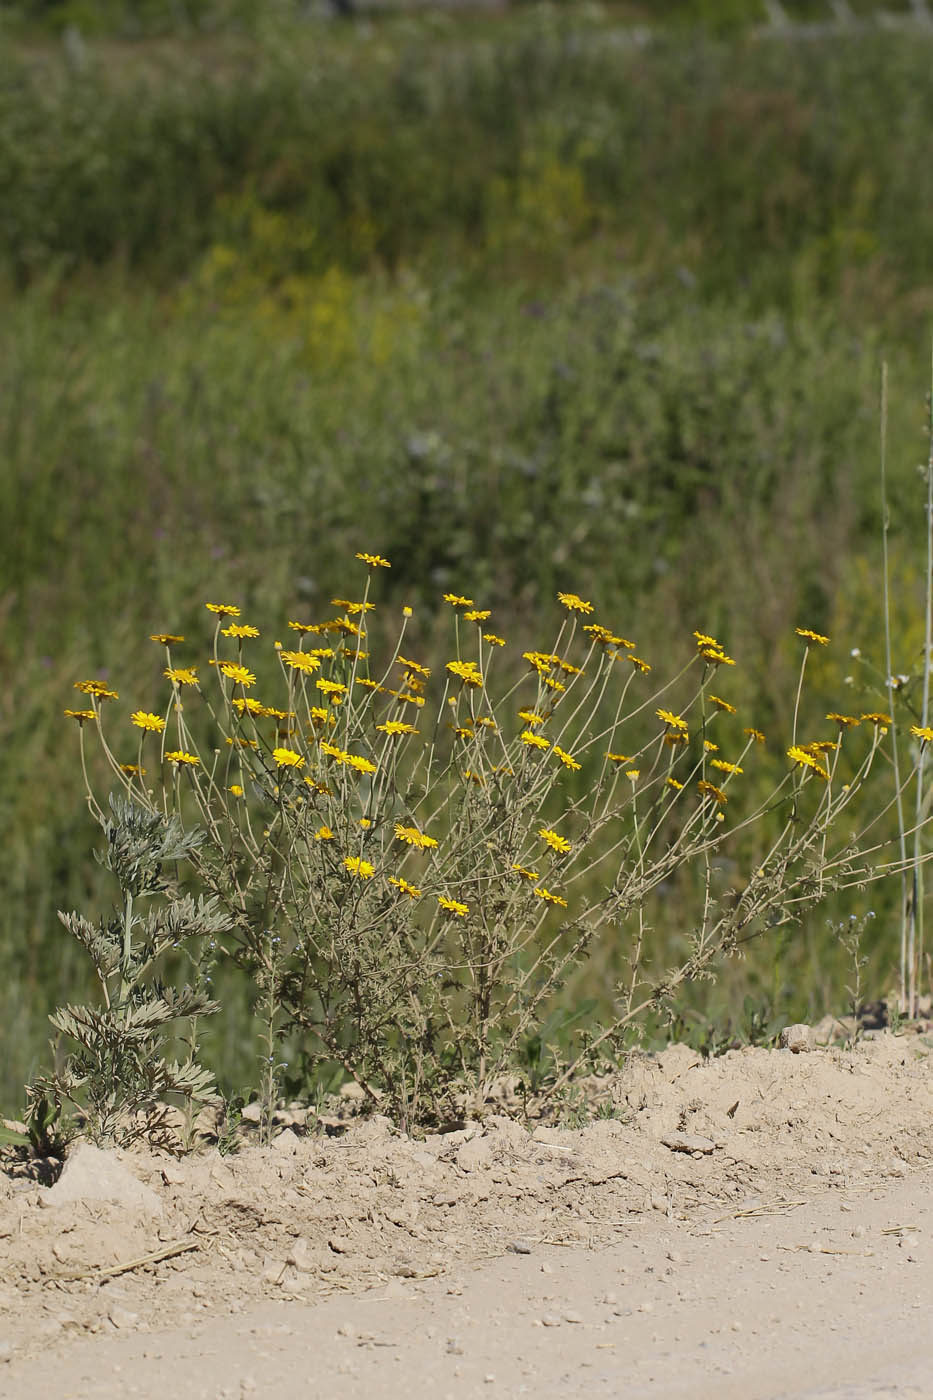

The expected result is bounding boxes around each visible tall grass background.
[3,0,933,1112]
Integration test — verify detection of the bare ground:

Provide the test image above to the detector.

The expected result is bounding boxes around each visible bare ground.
[3,1029,933,1398]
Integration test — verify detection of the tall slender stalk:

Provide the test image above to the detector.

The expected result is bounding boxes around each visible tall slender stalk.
[880,363,911,1010]
[910,345,933,1016]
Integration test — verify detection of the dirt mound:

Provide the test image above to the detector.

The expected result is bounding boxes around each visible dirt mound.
[2,1031,931,1366]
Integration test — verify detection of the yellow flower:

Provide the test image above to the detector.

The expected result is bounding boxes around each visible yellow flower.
[656,708,688,731]
[446,661,484,687]
[308,706,335,727]
[397,691,426,707]
[218,662,256,688]
[74,680,119,699]
[700,648,735,666]
[605,752,631,764]
[389,876,422,899]
[165,750,200,766]
[150,632,184,645]
[743,727,766,743]
[796,627,830,645]
[273,747,305,768]
[131,711,166,733]
[711,759,743,775]
[512,864,540,881]
[787,746,830,781]
[534,886,568,908]
[356,552,391,568]
[165,667,198,686]
[538,828,571,853]
[287,620,317,633]
[398,656,431,678]
[697,779,727,803]
[543,676,566,692]
[476,716,497,730]
[556,659,584,676]
[63,709,96,724]
[226,736,258,749]
[222,624,260,639]
[911,725,933,743]
[521,731,550,750]
[553,746,582,771]
[463,770,486,785]
[344,856,375,879]
[356,678,384,691]
[403,606,413,617]
[206,602,240,617]
[120,764,146,776]
[228,784,244,797]
[803,740,838,755]
[709,695,736,714]
[438,897,468,917]
[523,651,552,674]
[628,655,652,674]
[316,679,348,697]
[704,740,719,752]
[314,825,334,840]
[693,630,721,649]
[518,709,546,726]
[348,754,378,775]
[666,777,684,790]
[663,732,688,747]
[280,650,321,673]
[557,592,594,615]
[464,609,491,622]
[378,720,419,736]
[331,598,375,614]
[625,769,640,781]
[861,712,893,727]
[443,593,474,607]
[826,713,860,729]
[394,823,438,850]
[483,633,506,647]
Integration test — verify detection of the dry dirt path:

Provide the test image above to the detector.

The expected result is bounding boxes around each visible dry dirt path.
[5,1170,933,1400]
[3,1034,933,1399]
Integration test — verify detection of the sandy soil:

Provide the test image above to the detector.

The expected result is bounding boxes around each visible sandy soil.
[3,1029,933,1398]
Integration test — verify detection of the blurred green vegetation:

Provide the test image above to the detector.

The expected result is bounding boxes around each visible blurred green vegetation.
[3,1,933,1112]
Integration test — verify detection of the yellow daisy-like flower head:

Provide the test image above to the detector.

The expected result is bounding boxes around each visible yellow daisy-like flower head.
[331,599,375,615]
[343,856,375,879]
[398,656,431,678]
[534,886,568,908]
[120,763,146,776]
[796,627,830,646]
[74,680,119,700]
[222,623,260,639]
[464,609,491,622]
[443,593,474,607]
[316,678,347,696]
[206,602,240,617]
[786,746,829,781]
[628,655,651,674]
[165,667,198,686]
[446,660,484,687]
[656,708,688,731]
[378,720,419,736]
[861,712,893,728]
[605,752,631,764]
[710,759,743,775]
[826,712,860,729]
[131,711,166,733]
[666,777,684,791]
[228,784,244,797]
[280,650,321,674]
[273,747,304,769]
[394,823,438,850]
[521,731,550,750]
[356,552,391,568]
[743,727,766,744]
[314,825,334,840]
[911,725,933,743]
[483,633,506,647]
[437,896,468,917]
[538,827,571,853]
[389,876,421,899]
[518,709,546,726]
[697,779,727,803]
[512,864,540,881]
[557,591,594,615]
[63,709,96,724]
[218,662,256,688]
[150,632,184,645]
[693,630,720,648]
[709,695,736,714]
[625,769,640,782]
[700,648,735,666]
[165,750,200,766]
[553,746,581,771]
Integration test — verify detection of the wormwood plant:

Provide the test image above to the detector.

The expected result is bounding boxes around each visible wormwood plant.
[60,558,933,1127]
[29,796,230,1146]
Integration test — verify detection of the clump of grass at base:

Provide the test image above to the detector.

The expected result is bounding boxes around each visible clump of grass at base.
[48,565,924,1132]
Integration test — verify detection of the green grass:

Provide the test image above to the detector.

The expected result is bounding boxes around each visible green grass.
[3,6,933,1115]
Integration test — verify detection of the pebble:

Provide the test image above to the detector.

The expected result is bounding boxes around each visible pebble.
[564,1311,583,1324]
[508,1240,532,1255]
[779,1024,814,1053]
[446,1337,464,1355]
[660,1132,715,1155]
[541,1314,561,1327]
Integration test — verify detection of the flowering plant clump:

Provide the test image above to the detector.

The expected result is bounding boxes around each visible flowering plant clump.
[59,572,927,1125]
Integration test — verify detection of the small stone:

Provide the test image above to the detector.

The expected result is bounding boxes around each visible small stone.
[240,1102,263,1124]
[336,1323,355,1338]
[779,1024,813,1053]
[852,1225,866,1239]
[271,1129,299,1154]
[541,1315,561,1327]
[637,1301,654,1314]
[286,1239,314,1271]
[43,1143,162,1217]
[328,1235,352,1255]
[484,1375,496,1384]
[0,1341,12,1362]
[508,1240,532,1255]
[433,1191,459,1208]
[540,1262,553,1274]
[456,1138,493,1172]
[446,1337,464,1355]
[564,1311,583,1324]
[667,1250,683,1264]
